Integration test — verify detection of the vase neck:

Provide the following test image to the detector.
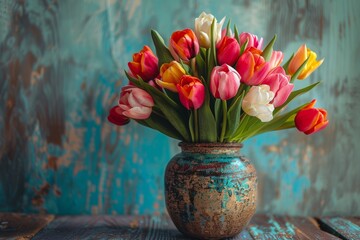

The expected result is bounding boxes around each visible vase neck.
[179,142,243,154]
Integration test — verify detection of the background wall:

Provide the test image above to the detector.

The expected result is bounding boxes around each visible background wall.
[0,0,359,216]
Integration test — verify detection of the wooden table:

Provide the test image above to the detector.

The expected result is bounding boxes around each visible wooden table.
[0,213,359,239]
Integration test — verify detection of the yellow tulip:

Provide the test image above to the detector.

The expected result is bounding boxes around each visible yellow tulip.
[156,61,186,92]
[288,44,324,80]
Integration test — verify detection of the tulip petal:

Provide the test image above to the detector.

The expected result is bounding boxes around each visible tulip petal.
[295,108,320,132]
[123,106,152,119]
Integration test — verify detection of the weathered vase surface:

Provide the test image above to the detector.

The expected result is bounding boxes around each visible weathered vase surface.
[165,143,257,239]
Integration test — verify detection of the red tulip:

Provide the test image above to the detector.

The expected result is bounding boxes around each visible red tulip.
[119,85,154,119]
[236,48,271,85]
[295,99,329,135]
[107,106,130,126]
[210,64,241,100]
[176,75,205,110]
[261,67,293,107]
[128,46,159,81]
[169,29,199,61]
[216,36,240,66]
[239,32,263,50]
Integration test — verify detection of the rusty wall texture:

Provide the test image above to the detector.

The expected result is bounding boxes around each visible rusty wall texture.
[0,0,359,215]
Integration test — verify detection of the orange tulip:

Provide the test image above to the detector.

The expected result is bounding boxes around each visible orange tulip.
[288,44,324,80]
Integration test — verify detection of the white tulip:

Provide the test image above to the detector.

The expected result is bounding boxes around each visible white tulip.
[195,12,225,48]
[242,85,275,122]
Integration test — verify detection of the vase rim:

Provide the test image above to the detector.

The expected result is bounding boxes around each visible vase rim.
[179,142,243,154]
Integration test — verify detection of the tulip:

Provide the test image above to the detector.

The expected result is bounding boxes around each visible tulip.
[261,67,294,107]
[288,44,324,80]
[210,64,241,100]
[295,99,329,135]
[176,75,205,110]
[128,46,159,81]
[236,49,271,85]
[195,12,225,48]
[118,85,154,119]
[169,29,199,61]
[107,106,130,126]
[239,32,263,50]
[269,51,284,69]
[242,85,275,122]
[155,61,186,92]
[216,36,240,66]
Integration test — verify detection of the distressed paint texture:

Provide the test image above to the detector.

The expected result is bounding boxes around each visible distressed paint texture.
[0,0,359,216]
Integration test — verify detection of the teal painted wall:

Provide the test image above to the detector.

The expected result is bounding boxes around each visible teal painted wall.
[0,0,359,216]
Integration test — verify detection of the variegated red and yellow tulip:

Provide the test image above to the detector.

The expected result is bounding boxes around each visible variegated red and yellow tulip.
[236,48,271,85]
[128,46,159,81]
[176,75,205,110]
[295,99,329,135]
[288,44,324,80]
[156,61,186,92]
[169,29,199,61]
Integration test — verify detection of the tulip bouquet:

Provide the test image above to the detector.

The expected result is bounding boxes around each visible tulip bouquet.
[108,12,329,143]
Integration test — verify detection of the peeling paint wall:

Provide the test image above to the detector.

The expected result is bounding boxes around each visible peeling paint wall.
[0,0,359,216]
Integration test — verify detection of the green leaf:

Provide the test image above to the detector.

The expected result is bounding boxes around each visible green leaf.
[137,113,183,140]
[207,19,217,79]
[188,111,195,142]
[261,34,277,62]
[226,19,231,37]
[240,39,248,55]
[125,71,191,141]
[198,89,217,142]
[214,99,222,123]
[274,81,320,115]
[151,30,174,66]
[225,91,245,138]
[234,25,240,43]
[196,52,207,79]
[282,53,294,73]
[290,56,310,82]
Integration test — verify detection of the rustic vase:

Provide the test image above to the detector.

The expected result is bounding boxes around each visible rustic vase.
[165,142,257,239]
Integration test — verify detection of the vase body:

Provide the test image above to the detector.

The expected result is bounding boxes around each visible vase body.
[165,143,257,239]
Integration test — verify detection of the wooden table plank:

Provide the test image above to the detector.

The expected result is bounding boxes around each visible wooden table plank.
[246,215,341,240]
[317,217,360,240]
[0,213,54,240]
[32,214,254,240]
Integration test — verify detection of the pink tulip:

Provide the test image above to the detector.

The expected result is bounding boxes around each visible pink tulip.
[107,106,130,126]
[236,48,271,85]
[210,64,241,100]
[261,67,294,107]
[216,36,240,66]
[239,32,263,50]
[128,46,159,81]
[269,51,284,69]
[295,100,329,135]
[118,85,154,119]
[176,75,205,110]
[169,29,199,61]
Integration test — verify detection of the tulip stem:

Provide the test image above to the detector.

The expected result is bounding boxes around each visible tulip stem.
[194,109,199,142]
[220,100,227,142]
